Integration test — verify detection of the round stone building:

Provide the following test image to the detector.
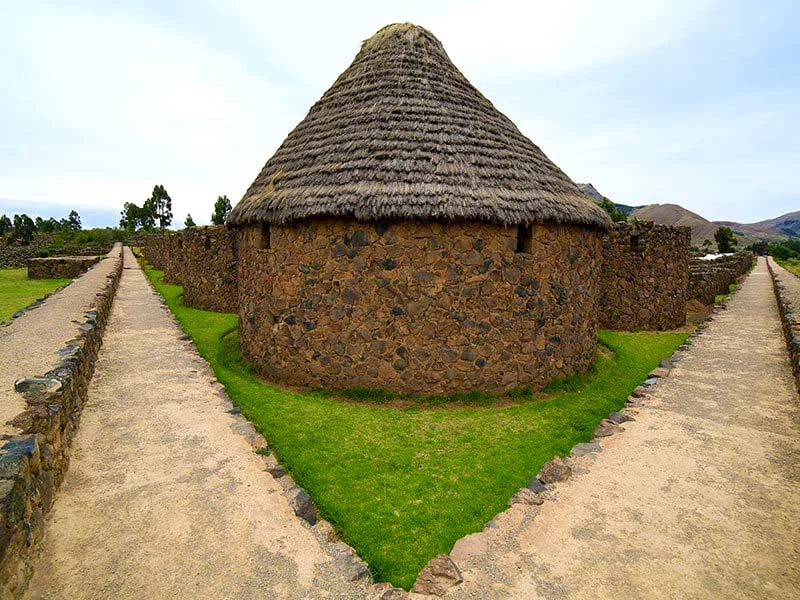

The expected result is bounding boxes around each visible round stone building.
[228,23,611,394]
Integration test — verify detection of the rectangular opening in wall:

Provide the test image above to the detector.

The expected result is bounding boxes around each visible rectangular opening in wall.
[258,223,271,250]
[630,233,642,254]
[516,224,533,253]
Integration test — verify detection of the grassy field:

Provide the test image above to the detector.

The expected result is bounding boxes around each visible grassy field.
[145,265,687,589]
[0,268,70,323]
[776,257,800,277]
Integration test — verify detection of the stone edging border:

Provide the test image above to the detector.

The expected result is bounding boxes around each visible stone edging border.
[138,257,755,600]
[765,257,800,390]
[141,261,379,593]
[0,245,124,598]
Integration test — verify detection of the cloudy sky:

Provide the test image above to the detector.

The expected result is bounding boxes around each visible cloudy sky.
[1,0,797,228]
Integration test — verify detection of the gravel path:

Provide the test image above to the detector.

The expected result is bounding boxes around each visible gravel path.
[25,248,371,600]
[446,257,800,599]
[0,245,121,436]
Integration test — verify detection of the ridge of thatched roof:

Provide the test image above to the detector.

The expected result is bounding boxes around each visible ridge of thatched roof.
[228,23,611,229]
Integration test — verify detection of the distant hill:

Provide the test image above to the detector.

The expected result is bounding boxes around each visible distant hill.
[744,211,800,238]
[576,182,797,246]
[577,183,642,216]
[630,204,796,247]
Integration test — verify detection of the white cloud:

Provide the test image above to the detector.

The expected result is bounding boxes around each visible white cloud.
[1,9,298,224]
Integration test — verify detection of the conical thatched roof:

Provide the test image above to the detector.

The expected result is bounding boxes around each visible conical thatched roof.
[228,23,610,229]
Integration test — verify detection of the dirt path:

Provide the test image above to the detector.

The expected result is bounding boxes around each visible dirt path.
[25,248,371,600]
[0,245,121,436]
[446,257,800,599]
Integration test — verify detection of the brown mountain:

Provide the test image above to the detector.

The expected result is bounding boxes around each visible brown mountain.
[629,204,795,247]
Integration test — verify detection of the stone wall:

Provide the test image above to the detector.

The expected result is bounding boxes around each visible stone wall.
[141,233,185,285]
[0,245,123,598]
[599,222,690,330]
[237,218,604,395]
[688,252,754,305]
[142,227,237,312]
[181,227,238,313]
[1,242,110,269]
[26,256,102,280]
[766,257,800,390]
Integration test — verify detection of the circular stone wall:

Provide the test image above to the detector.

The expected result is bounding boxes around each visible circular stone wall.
[237,218,603,394]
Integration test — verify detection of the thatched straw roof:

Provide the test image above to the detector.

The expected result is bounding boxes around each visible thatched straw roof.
[228,23,611,229]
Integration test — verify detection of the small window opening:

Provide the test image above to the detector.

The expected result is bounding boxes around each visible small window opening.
[516,224,533,253]
[257,223,271,250]
[204,237,211,251]
[630,233,642,253]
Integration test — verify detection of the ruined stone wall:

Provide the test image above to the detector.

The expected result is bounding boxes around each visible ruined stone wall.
[27,256,102,279]
[599,222,690,330]
[688,252,754,305]
[142,228,237,312]
[142,233,184,285]
[181,226,238,313]
[237,218,604,395]
[1,242,110,269]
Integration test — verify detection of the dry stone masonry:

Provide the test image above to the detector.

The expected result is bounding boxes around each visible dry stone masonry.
[26,256,101,280]
[688,251,754,305]
[599,222,690,330]
[237,219,603,394]
[142,226,238,313]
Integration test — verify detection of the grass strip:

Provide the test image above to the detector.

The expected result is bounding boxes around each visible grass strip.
[145,265,687,589]
[0,268,70,323]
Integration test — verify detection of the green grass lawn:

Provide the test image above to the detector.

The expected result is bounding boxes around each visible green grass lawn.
[145,265,687,589]
[0,268,70,323]
[776,257,800,278]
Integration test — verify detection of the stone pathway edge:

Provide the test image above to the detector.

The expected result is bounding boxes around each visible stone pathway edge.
[409,261,758,599]
[139,260,383,593]
[0,244,124,599]
[126,258,758,600]
[766,256,800,391]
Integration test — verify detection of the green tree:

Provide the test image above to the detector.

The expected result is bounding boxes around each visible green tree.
[148,184,173,229]
[770,244,798,260]
[185,213,196,228]
[66,210,82,231]
[701,239,714,254]
[211,195,232,225]
[11,214,36,244]
[714,226,738,253]
[0,214,10,235]
[598,196,627,222]
[120,202,141,232]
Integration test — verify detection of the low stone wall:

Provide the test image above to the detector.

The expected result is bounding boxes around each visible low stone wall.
[0,246,123,598]
[26,256,101,280]
[766,257,800,390]
[142,227,237,312]
[688,252,754,305]
[1,242,110,270]
[599,222,690,330]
